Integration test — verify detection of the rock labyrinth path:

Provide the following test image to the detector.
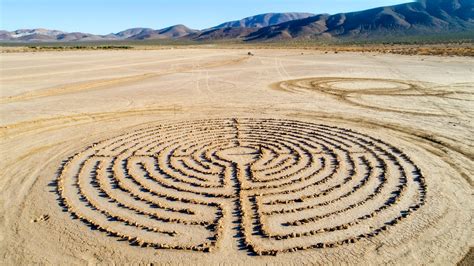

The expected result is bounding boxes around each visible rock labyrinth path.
[56,118,427,256]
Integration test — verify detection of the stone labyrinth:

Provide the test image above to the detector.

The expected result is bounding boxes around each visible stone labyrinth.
[56,118,427,255]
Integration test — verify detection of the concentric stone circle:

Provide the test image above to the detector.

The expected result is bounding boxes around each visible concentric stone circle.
[56,118,427,255]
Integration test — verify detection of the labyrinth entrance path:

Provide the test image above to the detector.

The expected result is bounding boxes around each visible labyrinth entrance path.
[1,49,472,265]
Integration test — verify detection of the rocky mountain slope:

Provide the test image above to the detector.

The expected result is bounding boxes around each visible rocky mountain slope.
[246,0,474,40]
[210,13,315,29]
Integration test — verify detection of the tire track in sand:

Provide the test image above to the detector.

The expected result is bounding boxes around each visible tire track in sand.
[0,56,248,104]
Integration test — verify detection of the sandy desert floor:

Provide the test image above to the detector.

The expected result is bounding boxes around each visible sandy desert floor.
[0,48,472,265]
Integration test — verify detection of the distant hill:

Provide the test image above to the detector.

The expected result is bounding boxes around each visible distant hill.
[1,0,473,43]
[246,0,474,41]
[16,33,57,42]
[210,13,315,29]
[56,32,111,42]
[127,25,199,40]
[12,28,65,38]
[189,27,259,41]
[1,28,66,42]
[0,31,12,40]
[0,28,114,42]
[114,28,154,39]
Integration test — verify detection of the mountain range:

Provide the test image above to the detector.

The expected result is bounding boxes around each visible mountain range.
[247,0,474,40]
[0,12,312,42]
[1,0,473,42]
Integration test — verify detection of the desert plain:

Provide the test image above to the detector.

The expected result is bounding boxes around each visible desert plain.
[0,48,472,265]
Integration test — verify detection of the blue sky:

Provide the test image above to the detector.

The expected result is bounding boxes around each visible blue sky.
[1,0,412,34]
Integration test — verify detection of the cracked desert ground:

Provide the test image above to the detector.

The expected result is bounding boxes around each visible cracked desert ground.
[0,48,473,265]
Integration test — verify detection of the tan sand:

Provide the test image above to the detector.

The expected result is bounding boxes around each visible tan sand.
[0,49,472,265]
